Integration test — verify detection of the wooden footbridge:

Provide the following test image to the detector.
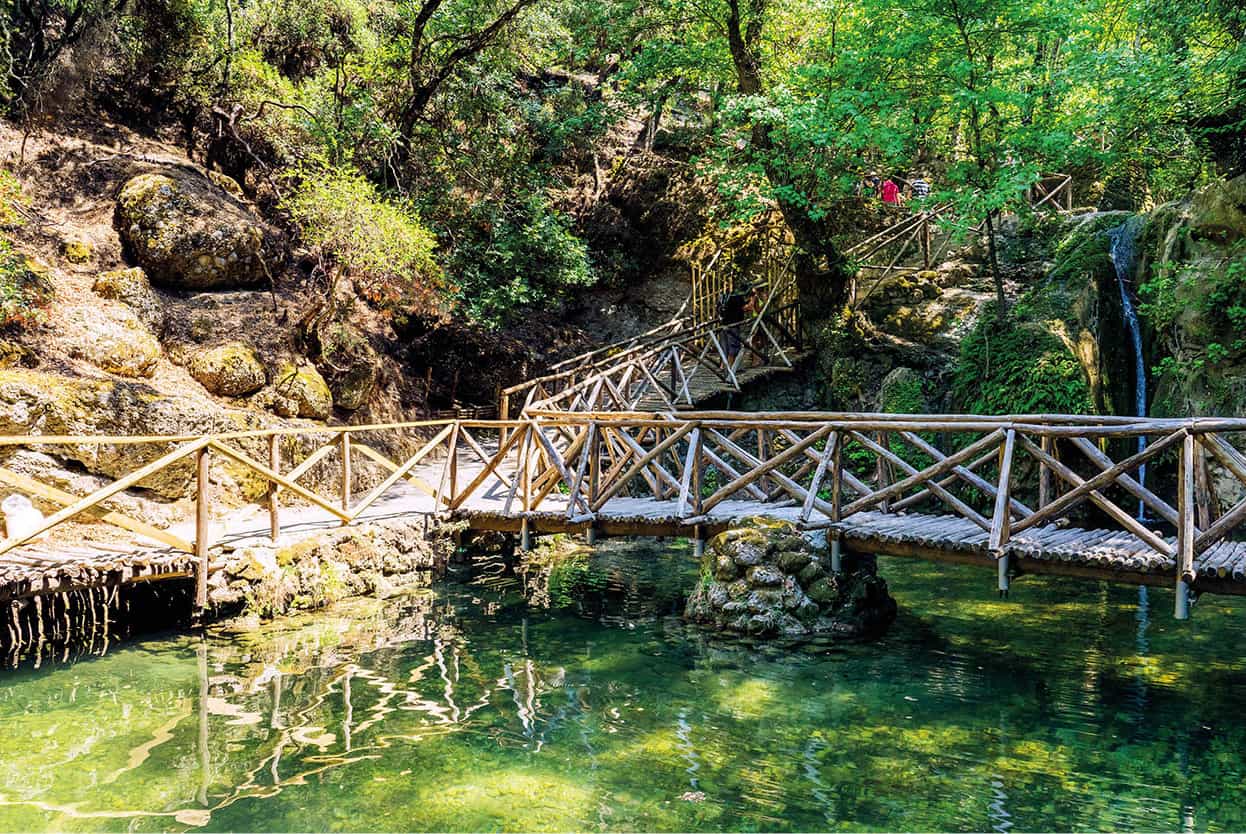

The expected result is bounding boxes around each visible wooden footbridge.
[15,172,1228,634]
[2,409,1245,620]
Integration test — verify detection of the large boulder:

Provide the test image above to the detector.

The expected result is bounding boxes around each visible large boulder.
[93,267,163,331]
[65,305,161,378]
[684,517,896,640]
[116,171,268,290]
[188,342,266,397]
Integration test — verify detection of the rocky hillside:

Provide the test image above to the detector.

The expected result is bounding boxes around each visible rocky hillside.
[0,123,426,512]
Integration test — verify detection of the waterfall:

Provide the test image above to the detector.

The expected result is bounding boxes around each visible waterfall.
[1108,216,1147,519]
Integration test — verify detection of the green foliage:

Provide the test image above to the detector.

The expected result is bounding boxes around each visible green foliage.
[953,307,1093,415]
[0,170,28,228]
[1141,241,1246,387]
[0,239,52,328]
[439,191,594,328]
[283,165,444,314]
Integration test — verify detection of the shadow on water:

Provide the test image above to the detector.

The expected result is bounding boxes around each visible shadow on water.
[0,543,1243,831]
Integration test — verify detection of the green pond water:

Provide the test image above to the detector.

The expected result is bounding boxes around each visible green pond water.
[1,541,1245,832]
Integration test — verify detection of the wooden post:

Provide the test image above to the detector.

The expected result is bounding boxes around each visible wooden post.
[876,430,891,513]
[448,424,459,508]
[499,390,509,447]
[340,432,351,522]
[268,435,281,542]
[520,518,532,552]
[830,431,843,573]
[1176,431,1195,620]
[522,426,533,511]
[757,429,768,495]
[1195,438,1214,530]
[693,524,705,558]
[1038,435,1052,509]
[690,428,703,515]
[921,215,931,269]
[991,429,1016,595]
[194,447,210,621]
[588,424,601,508]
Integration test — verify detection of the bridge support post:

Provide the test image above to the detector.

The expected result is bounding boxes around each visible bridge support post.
[1175,580,1190,620]
[193,447,210,624]
[997,554,1010,597]
[1176,431,1195,620]
[520,518,532,552]
[830,533,842,574]
[693,525,705,558]
[586,525,597,546]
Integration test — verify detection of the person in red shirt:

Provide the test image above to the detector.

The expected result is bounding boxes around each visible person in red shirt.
[880,176,902,205]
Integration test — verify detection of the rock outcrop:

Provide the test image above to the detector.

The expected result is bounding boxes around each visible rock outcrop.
[188,341,267,397]
[0,368,270,500]
[64,305,161,378]
[270,361,333,419]
[208,515,460,616]
[684,518,896,640]
[116,171,269,290]
[93,267,163,331]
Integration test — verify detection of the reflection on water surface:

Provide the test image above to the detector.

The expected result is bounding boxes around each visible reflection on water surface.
[0,539,1244,832]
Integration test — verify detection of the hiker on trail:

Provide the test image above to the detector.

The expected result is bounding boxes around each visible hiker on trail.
[858,171,881,198]
[880,175,902,206]
[910,172,931,201]
[718,284,750,368]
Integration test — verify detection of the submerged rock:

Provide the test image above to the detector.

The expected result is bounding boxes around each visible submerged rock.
[684,517,896,641]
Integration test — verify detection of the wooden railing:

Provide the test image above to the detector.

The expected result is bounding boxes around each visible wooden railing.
[498,314,695,420]
[4,411,1246,619]
[1030,173,1074,212]
[512,305,801,414]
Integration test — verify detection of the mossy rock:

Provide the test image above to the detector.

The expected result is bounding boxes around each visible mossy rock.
[116,171,268,290]
[273,361,333,419]
[93,266,163,331]
[884,304,946,339]
[68,306,161,378]
[0,339,34,368]
[1188,175,1246,243]
[61,238,92,264]
[189,341,266,397]
[878,366,926,414]
[0,368,271,500]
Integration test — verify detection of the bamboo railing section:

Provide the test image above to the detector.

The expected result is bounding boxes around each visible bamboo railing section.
[1,409,1244,618]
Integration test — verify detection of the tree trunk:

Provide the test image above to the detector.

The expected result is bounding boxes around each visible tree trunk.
[985,210,1007,321]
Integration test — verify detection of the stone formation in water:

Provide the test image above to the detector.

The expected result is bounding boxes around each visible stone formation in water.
[683,518,896,640]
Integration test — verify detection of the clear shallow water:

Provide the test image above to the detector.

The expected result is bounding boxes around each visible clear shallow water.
[1,542,1245,832]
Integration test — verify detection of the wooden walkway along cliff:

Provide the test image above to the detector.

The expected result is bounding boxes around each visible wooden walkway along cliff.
[2,410,1246,620]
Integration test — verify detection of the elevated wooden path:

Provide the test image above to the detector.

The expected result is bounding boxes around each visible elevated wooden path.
[2,410,1245,620]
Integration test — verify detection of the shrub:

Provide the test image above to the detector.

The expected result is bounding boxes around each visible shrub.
[0,170,27,228]
[441,191,595,328]
[953,307,1093,415]
[283,166,444,314]
[0,239,52,328]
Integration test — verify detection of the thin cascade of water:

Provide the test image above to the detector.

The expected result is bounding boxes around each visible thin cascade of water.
[1108,217,1147,519]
